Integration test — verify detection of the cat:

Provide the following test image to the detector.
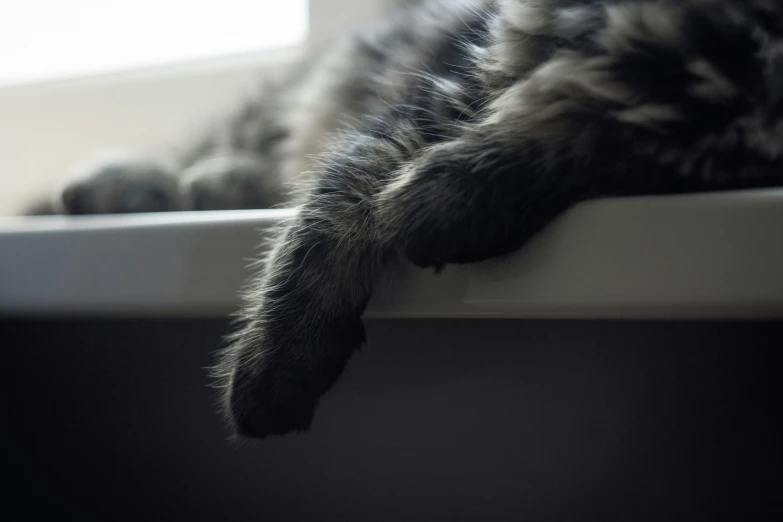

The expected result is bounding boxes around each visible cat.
[50,0,783,439]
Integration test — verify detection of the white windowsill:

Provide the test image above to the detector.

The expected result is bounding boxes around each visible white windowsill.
[1,189,782,319]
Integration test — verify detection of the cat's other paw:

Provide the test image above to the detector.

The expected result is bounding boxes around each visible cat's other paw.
[57,155,186,214]
[217,314,365,439]
[381,137,576,270]
[380,143,522,270]
[180,152,284,210]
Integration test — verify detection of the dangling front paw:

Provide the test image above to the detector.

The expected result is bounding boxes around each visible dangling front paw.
[227,358,319,438]
[216,314,366,439]
[57,154,186,214]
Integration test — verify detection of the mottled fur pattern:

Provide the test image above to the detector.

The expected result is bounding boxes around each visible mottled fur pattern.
[51,0,783,438]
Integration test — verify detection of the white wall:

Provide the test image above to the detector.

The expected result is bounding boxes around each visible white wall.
[308,0,391,44]
[0,0,393,214]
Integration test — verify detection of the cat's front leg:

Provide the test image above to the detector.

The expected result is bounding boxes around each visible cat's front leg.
[215,129,411,439]
[216,218,380,438]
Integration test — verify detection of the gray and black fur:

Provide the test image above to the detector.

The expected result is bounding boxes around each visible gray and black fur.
[50,0,783,438]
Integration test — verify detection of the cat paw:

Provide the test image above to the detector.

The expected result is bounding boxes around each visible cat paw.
[218,315,365,439]
[228,360,319,438]
[180,152,283,210]
[399,221,500,271]
[381,140,541,270]
[381,160,508,270]
[57,155,186,214]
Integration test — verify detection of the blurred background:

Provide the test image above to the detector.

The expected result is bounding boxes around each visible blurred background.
[0,0,402,214]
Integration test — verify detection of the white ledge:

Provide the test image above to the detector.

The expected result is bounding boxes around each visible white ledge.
[1,189,782,319]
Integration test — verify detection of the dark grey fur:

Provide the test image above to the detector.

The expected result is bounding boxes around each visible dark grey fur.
[52,0,783,438]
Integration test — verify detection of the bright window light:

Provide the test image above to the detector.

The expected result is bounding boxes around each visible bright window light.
[0,0,308,86]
